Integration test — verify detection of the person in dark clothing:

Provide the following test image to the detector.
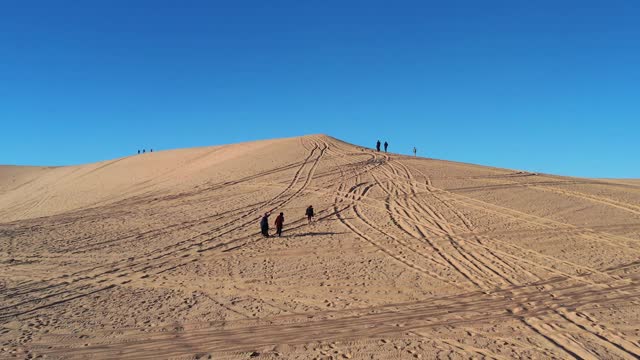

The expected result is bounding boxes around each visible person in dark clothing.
[143,149,146,154]
[274,212,285,237]
[413,147,417,156]
[150,149,153,153]
[376,140,381,152]
[137,150,140,154]
[305,205,315,224]
[260,212,270,237]
[384,141,388,152]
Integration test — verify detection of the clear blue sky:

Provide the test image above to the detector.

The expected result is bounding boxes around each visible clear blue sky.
[2,1,638,178]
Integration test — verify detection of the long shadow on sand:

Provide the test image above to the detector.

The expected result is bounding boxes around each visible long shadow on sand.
[291,231,347,237]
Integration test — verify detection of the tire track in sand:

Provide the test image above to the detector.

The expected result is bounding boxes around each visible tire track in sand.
[0,138,328,321]
[387,157,640,359]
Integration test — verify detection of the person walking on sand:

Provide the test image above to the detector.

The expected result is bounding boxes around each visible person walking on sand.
[413,147,417,157]
[305,205,315,224]
[384,141,388,153]
[376,140,381,152]
[274,212,285,237]
[260,212,271,237]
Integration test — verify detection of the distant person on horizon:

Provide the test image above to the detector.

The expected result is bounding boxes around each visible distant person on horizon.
[384,141,388,153]
[150,149,153,153]
[305,205,315,224]
[138,150,140,154]
[260,212,271,237]
[413,147,417,156]
[274,212,285,237]
[143,149,146,154]
[376,140,381,152]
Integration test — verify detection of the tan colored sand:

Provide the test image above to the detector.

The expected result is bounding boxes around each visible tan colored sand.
[1,134,639,359]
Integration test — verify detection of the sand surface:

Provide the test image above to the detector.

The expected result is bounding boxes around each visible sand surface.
[1,134,639,359]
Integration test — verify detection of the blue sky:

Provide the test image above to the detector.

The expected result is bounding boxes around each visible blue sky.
[1,1,638,178]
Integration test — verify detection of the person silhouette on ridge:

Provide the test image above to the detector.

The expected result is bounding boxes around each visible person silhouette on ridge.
[376,140,381,152]
[384,141,388,153]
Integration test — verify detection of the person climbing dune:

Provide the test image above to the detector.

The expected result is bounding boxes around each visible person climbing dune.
[260,212,270,237]
[274,212,285,237]
[305,205,315,224]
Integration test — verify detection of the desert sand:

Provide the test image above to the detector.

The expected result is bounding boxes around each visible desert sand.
[1,134,639,359]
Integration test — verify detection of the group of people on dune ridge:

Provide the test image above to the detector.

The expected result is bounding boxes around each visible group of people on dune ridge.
[375,140,417,156]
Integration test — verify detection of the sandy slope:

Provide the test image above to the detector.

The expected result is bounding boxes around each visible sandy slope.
[1,134,639,359]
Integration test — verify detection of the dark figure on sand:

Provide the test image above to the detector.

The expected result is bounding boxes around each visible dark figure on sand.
[305,205,315,224]
[260,212,270,237]
[274,212,285,237]
[413,147,417,156]
[384,141,388,153]
[376,140,381,152]
[138,150,140,154]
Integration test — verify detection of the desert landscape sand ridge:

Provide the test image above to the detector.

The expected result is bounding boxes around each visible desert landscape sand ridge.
[1,134,639,359]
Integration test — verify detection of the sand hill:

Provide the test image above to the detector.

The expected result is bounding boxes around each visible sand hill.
[1,134,639,359]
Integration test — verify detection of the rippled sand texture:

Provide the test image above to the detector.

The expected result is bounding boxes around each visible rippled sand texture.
[1,135,639,359]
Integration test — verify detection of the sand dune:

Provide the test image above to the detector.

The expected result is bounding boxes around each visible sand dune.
[1,134,639,359]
